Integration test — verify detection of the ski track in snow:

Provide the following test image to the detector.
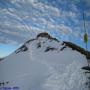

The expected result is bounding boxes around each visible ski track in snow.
[42,61,86,90]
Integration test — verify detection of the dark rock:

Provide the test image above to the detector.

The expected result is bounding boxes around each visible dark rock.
[0,81,9,86]
[37,32,51,38]
[85,72,90,74]
[63,41,90,59]
[26,39,36,43]
[0,82,4,86]
[0,58,4,61]
[37,32,59,42]
[15,45,28,54]
[60,46,67,51]
[37,42,41,48]
[82,66,90,71]
[45,46,56,52]
[88,77,90,80]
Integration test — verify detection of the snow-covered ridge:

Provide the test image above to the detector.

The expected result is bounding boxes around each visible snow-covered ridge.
[0,32,90,90]
[15,32,90,59]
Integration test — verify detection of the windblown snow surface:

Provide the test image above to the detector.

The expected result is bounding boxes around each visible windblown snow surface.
[0,34,89,90]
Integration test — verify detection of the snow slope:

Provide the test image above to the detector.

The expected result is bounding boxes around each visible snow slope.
[0,33,89,90]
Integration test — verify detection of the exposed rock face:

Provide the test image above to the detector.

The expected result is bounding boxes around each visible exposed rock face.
[15,45,28,54]
[37,32,59,42]
[0,58,4,61]
[37,32,51,38]
[63,41,90,59]
[45,46,57,52]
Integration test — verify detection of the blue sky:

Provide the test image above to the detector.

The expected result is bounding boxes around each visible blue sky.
[0,0,90,58]
[0,44,18,58]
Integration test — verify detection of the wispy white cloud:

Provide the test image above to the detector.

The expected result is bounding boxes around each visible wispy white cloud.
[0,0,90,45]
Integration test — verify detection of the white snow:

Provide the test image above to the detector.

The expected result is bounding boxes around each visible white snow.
[0,36,89,90]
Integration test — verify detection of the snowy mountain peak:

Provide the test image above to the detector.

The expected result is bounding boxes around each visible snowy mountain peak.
[36,32,59,42]
[14,32,90,59]
[15,32,61,54]
[0,32,90,90]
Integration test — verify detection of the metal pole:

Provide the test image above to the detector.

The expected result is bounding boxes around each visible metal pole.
[83,11,89,66]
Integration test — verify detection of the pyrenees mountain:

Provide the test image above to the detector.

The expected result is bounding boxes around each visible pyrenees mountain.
[0,32,90,90]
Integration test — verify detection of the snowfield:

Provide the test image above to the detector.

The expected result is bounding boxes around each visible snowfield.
[0,33,89,90]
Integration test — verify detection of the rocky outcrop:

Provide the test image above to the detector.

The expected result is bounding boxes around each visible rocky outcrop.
[0,58,4,61]
[15,45,28,54]
[63,41,90,59]
[45,46,57,52]
[37,32,59,42]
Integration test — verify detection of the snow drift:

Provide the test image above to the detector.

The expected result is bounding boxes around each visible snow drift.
[0,32,90,90]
